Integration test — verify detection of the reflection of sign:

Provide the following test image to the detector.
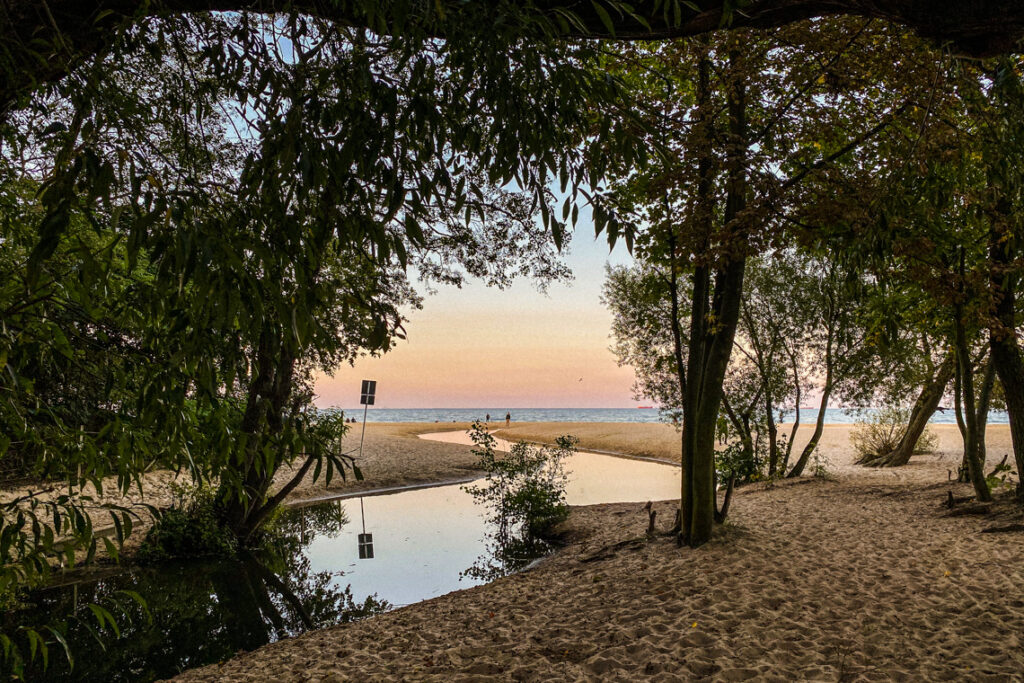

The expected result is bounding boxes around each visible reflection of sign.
[358,533,374,559]
[360,380,377,405]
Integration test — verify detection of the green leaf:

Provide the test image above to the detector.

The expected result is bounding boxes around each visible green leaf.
[590,1,617,36]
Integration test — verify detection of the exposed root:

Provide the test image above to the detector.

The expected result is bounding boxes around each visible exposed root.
[981,523,1024,533]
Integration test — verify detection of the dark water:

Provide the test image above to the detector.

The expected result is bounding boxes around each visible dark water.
[13,450,679,681]
[335,406,1011,424]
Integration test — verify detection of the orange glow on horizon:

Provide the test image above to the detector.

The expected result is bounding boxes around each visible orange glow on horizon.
[314,272,638,408]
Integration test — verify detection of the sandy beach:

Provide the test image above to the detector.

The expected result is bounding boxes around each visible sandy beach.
[0,422,488,546]
[166,422,1024,682]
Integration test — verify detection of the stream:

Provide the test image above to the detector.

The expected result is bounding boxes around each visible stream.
[11,431,679,681]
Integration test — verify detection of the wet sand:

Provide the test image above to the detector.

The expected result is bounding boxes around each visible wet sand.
[172,423,1024,682]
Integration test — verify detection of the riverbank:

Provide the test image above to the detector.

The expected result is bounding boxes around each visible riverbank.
[173,422,1024,681]
[0,423,487,554]
[495,422,1017,486]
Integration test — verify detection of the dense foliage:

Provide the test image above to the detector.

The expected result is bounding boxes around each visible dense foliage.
[2,1,1024,676]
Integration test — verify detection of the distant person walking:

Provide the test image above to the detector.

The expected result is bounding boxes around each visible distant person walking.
[485,413,490,422]
[505,411,511,427]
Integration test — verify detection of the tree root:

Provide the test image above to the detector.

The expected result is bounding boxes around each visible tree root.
[981,523,1024,533]
[857,449,908,468]
[579,537,647,563]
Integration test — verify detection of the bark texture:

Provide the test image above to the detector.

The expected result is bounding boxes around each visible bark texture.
[989,220,1024,499]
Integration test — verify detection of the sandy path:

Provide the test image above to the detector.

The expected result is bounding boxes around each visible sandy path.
[172,424,1024,682]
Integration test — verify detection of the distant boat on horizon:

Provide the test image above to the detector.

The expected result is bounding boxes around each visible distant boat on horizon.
[637,406,654,409]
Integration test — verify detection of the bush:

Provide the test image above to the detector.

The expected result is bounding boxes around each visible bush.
[137,484,236,562]
[850,406,937,460]
[464,422,573,537]
[715,441,763,485]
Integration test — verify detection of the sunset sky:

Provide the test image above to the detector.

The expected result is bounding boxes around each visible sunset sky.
[313,231,640,409]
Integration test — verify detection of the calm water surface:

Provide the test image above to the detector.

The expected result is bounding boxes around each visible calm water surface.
[16,437,678,681]
[334,406,1011,424]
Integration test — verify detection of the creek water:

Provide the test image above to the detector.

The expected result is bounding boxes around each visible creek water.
[13,434,679,681]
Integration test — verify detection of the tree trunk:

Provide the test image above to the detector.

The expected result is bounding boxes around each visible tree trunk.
[682,257,746,546]
[954,360,971,482]
[976,360,996,468]
[781,344,801,474]
[787,375,832,478]
[953,297,992,502]
[219,330,298,543]
[959,360,996,482]
[859,353,954,467]
[765,388,779,477]
[988,219,1024,499]
[788,326,835,477]
[679,54,748,547]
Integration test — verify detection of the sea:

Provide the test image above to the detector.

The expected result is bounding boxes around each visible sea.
[331,407,1011,425]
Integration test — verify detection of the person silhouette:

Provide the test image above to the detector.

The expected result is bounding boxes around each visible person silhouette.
[505,411,511,427]
[485,413,490,422]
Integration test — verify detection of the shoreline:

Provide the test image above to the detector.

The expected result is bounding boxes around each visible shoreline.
[8,422,1023,681]
[8,421,1017,559]
[173,421,1024,681]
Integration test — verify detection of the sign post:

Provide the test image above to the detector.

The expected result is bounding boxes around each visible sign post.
[355,380,376,559]
[357,496,373,559]
[358,379,376,461]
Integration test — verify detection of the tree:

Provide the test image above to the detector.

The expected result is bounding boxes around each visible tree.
[599,20,935,545]
[785,254,877,477]
[3,0,1024,117]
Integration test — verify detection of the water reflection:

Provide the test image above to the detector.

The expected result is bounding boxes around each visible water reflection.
[14,449,681,681]
[14,504,387,682]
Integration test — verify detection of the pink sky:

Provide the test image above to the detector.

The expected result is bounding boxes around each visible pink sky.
[314,236,640,408]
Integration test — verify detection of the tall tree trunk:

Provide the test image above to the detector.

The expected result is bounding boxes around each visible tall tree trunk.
[765,388,779,477]
[682,258,746,546]
[954,360,971,482]
[953,297,992,502]
[975,359,996,466]
[781,344,801,474]
[988,218,1024,499]
[220,330,298,543]
[859,353,954,467]
[959,360,995,481]
[679,52,748,547]
[678,44,714,545]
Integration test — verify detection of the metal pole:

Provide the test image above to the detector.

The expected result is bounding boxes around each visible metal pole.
[360,496,366,535]
[358,402,369,460]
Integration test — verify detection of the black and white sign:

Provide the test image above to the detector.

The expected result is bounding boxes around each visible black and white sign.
[360,379,377,406]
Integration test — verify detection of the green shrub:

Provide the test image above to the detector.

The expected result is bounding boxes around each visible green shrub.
[137,484,236,562]
[850,406,937,460]
[715,441,764,485]
[464,422,573,538]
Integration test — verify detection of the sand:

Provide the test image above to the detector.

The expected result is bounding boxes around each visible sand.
[0,423,487,551]
[496,422,1020,485]
[170,423,1024,682]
